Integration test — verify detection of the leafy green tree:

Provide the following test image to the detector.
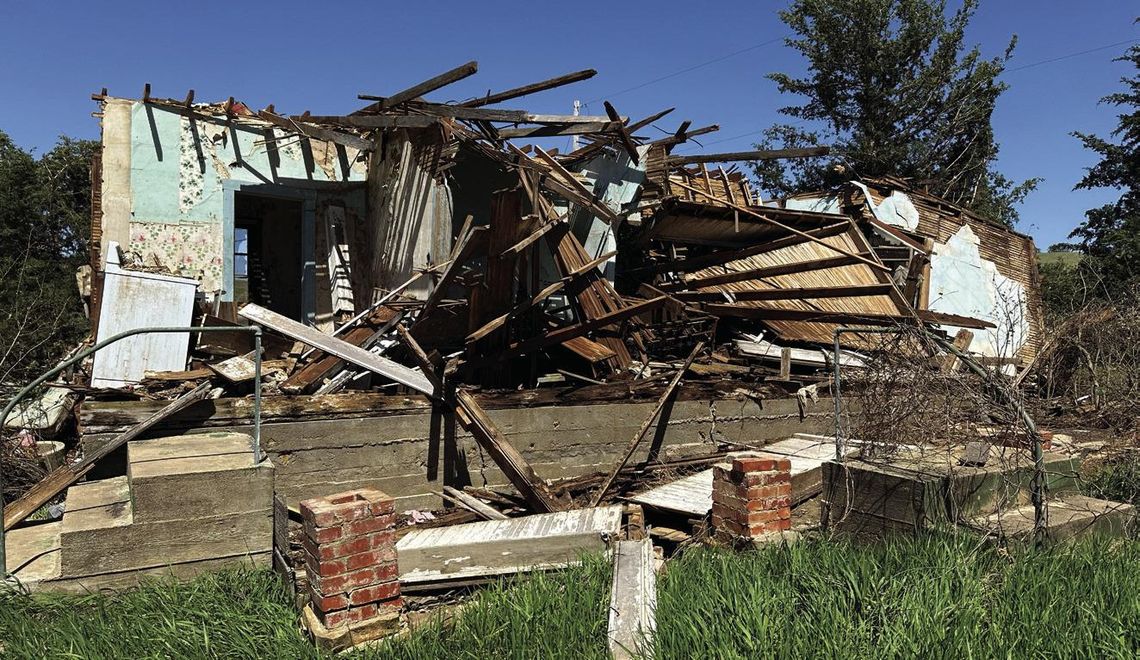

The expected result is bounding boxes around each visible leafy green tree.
[1070,40,1140,293]
[755,0,1037,225]
[0,130,96,384]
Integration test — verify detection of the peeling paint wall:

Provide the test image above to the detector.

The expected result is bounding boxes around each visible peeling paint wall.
[99,100,368,301]
[928,224,1030,360]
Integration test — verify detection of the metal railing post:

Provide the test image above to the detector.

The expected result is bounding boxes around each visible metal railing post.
[2,325,264,579]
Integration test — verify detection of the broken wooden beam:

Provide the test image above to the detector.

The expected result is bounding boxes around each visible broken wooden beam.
[357,60,479,113]
[3,382,212,532]
[461,69,597,108]
[290,115,440,129]
[489,296,667,364]
[497,121,622,139]
[607,538,657,660]
[671,284,894,303]
[590,341,704,507]
[668,146,830,165]
[396,506,622,590]
[454,390,564,513]
[604,101,640,165]
[441,486,508,521]
[256,111,374,152]
[238,304,436,396]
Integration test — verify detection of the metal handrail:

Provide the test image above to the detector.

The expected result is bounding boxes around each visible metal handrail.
[1,325,264,578]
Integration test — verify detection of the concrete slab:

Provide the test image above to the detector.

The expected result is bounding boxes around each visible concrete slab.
[971,494,1136,542]
[397,506,623,587]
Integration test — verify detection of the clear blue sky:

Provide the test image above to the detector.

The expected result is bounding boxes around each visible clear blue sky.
[1,1,1135,249]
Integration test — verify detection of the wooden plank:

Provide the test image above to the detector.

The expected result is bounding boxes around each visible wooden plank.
[680,255,865,289]
[356,60,479,113]
[280,326,374,394]
[671,284,893,302]
[497,122,621,139]
[384,102,616,124]
[255,111,374,152]
[466,250,616,345]
[454,390,564,513]
[558,107,675,164]
[396,506,622,588]
[395,325,444,394]
[668,146,830,165]
[416,225,488,323]
[238,304,436,396]
[290,115,440,129]
[940,329,975,373]
[705,305,995,329]
[649,124,719,148]
[559,337,618,364]
[608,538,656,660]
[207,352,258,383]
[603,101,640,165]
[670,179,889,273]
[441,486,508,521]
[489,296,667,364]
[779,347,792,380]
[3,382,212,532]
[590,341,704,506]
[634,222,851,276]
[461,69,597,108]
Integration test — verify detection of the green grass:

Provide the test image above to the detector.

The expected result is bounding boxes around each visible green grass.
[2,537,1140,658]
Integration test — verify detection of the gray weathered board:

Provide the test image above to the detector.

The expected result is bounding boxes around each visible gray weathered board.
[628,435,849,517]
[396,506,622,587]
[608,538,656,660]
[238,304,436,396]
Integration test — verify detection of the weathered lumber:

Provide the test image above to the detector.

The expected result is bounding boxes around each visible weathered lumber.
[668,146,830,165]
[705,305,996,329]
[559,107,675,164]
[255,111,374,152]
[454,390,563,513]
[461,69,597,108]
[671,284,893,302]
[465,250,617,345]
[497,122,621,139]
[395,325,444,395]
[289,115,439,129]
[590,341,704,506]
[649,124,719,148]
[489,296,667,364]
[679,255,866,289]
[396,506,622,589]
[281,326,374,394]
[441,486,508,520]
[671,179,889,273]
[607,538,657,660]
[3,382,212,532]
[356,60,479,113]
[634,222,850,276]
[238,304,436,396]
[603,101,640,165]
[416,225,488,323]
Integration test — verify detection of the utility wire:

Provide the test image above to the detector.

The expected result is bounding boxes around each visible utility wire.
[583,37,785,104]
[670,36,1140,152]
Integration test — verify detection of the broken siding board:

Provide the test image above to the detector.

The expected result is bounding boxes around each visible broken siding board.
[395,505,622,587]
[238,304,435,396]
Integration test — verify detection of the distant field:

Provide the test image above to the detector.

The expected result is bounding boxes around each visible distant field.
[1039,251,1083,268]
[2,536,1139,658]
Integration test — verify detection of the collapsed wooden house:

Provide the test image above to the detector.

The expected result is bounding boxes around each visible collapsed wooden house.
[4,61,1060,605]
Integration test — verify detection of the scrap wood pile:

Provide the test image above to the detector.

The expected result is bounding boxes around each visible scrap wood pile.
[6,60,1002,534]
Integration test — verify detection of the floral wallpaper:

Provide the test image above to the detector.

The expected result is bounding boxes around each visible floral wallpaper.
[128,221,223,292]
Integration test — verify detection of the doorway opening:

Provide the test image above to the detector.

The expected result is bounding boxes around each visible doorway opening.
[233,193,304,321]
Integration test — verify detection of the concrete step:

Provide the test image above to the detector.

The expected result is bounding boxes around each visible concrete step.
[970,494,1136,543]
[127,432,271,524]
[4,521,62,585]
[62,475,134,534]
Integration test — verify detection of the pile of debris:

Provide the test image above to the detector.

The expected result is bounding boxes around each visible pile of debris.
[1,59,1076,652]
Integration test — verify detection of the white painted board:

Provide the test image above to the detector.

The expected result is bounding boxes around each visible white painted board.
[91,253,197,388]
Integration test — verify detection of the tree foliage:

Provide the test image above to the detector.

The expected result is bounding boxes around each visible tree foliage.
[755,0,1037,225]
[0,130,96,384]
[1069,40,1140,293]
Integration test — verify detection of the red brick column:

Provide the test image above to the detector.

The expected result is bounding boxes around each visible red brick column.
[299,488,401,629]
[711,453,792,546]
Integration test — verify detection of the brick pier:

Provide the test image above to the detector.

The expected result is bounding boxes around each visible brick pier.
[711,453,793,547]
